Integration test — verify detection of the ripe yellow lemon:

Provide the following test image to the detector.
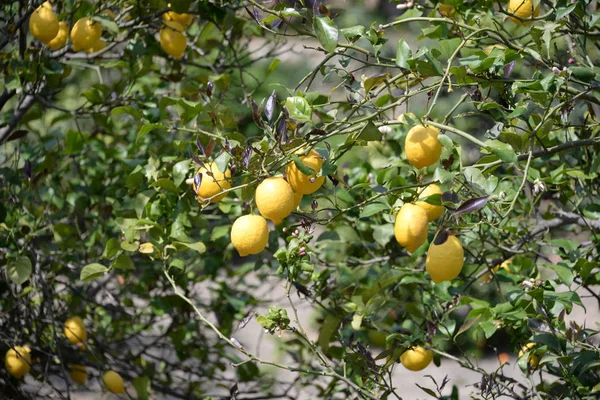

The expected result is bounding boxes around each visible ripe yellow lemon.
[29,2,59,44]
[192,162,231,203]
[286,149,325,195]
[405,125,442,169]
[507,0,540,25]
[71,17,103,51]
[103,370,125,393]
[64,316,87,349]
[415,184,444,221]
[46,21,69,50]
[160,22,187,59]
[85,38,106,54]
[438,4,456,17]
[69,364,87,385]
[163,3,194,28]
[293,191,303,209]
[518,343,540,369]
[5,346,31,379]
[426,234,464,283]
[231,215,269,257]
[400,346,433,371]
[256,177,296,224]
[483,257,513,282]
[394,203,429,253]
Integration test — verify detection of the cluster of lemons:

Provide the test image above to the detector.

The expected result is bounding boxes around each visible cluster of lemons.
[190,150,324,256]
[439,0,539,25]
[29,2,107,53]
[395,124,464,286]
[5,316,125,394]
[28,2,191,59]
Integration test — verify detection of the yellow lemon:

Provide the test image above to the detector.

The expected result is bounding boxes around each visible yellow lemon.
[255,177,296,224]
[394,203,429,253]
[5,346,32,379]
[231,215,269,257]
[415,184,444,221]
[439,4,456,17]
[69,364,87,385]
[508,0,540,25]
[518,342,540,369]
[160,22,187,59]
[400,346,433,371]
[293,191,303,209]
[103,370,125,393]
[29,1,59,44]
[64,316,87,349]
[46,21,69,50]
[426,234,464,283]
[71,17,103,51]
[85,38,106,54]
[286,149,325,195]
[163,3,194,28]
[192,162,231,203]
[405,125,442,169]
[483,257,513,282]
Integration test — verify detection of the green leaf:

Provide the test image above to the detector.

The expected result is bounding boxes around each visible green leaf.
[486,140,518,163]
[175,241,207,254]
[438,38,461,60]
[356,121,382,142]
[415,384,437,398]
[137,124,166,142]
[395,8,423,20]
[433,167,455,184]
[313,15,338,54]
[290,154,316,176]
[266,58,280,76]
[285,96,313,122]
[172,160,190,187]
[395,39,412,69]
[91,15,119,34]
[82,88,104,104]
[7,256,32,285]
[170,0,192,13]
[113,254,135,270]
[463,167,488,194]
[360,202,389,218]
[80,263,109,282]
[341,25,365,42]
[555,3,577,20]
[132,376,150,400]
[102,238,121,259]
[64,130,84,155]
[211,225,231,241]
[373,224,394,246]
[280,8,303,18]
[214,152,231,176]
[361,73,389,93]
[120,239,139,252]
[150,178,179,194]
[134,190,154,219]
[544,262,574,286]
[569,66,596,83]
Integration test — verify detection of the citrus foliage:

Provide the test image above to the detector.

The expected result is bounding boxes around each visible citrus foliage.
[1,0,600,399]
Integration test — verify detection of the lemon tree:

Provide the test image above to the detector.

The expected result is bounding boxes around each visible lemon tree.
[1,0,600,399]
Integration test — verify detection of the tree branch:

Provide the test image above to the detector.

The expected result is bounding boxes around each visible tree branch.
[0,91,37,143]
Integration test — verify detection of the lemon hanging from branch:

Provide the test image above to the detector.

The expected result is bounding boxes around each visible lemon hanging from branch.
[29,2,59,44]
